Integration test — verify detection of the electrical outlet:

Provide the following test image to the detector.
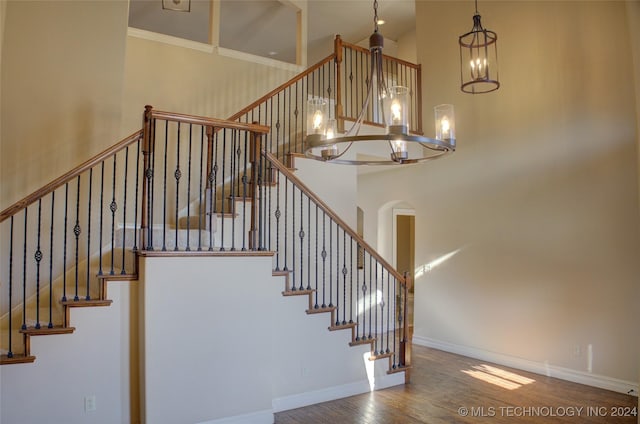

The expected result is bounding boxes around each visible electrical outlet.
[573,345,581,357]
[84,395,96,412]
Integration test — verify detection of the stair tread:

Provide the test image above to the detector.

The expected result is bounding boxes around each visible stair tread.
[20,325,76,336]
[329,322,356,331]
[97,273,137,281]
[349,337,376,347]
[283,289,314,296]
[369,351,394,360]
[387,365,411,375]
[60,299,113,307]
[1,354,36,365]
[306,306,336,314]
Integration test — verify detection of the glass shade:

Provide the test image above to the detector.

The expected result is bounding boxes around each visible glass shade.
[385,86,409,134]
[307,98,328,137]
[434,104,455,147]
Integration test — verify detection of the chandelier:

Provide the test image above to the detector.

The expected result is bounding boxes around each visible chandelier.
[304,0,456,165]
[459,0,500,94]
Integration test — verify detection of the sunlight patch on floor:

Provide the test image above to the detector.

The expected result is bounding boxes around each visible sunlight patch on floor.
[461,364,536,390]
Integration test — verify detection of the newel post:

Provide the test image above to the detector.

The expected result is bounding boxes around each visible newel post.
[399,271,413,382]
[334,35,345,133]
[248,124,262,250]
[141,105,154,251]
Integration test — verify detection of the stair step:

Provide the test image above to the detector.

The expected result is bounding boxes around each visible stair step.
[349,337,375,347]
[329,322,356,331]
[306,306,336,315]
[387,365,411,375]
[282,289,314,297]
[97,273,138,281]
[0,353,36,365]
[20,325,75,336]
[368,351,393,361]
[61,299,113,308]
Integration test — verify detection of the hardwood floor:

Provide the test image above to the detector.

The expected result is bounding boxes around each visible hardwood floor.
[275,345,638,423]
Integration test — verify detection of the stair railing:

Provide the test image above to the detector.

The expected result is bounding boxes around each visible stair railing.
[0,110,270,362]
[248,138,412,370]
[228,35,423,164]
[0,130,143,360]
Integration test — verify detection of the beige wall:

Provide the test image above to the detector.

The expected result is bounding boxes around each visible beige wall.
[0,0,301,211]
[120,36,298,136]
[0,0,129,210]
[359,1,639,385]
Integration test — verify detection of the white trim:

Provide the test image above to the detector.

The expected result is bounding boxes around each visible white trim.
[413,336,639,397]
[216,47,304,72]
[195,409,273,424]
[272,371,405,412]
[127,27,214,53]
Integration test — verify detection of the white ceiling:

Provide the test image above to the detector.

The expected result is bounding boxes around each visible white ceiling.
[129,0,417,64]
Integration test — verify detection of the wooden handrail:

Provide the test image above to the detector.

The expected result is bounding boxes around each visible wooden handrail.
[263,150,406,285]
[226,53,336,122]
[0,130,143,223]
[340,39,422,70]
[150,109,270,134]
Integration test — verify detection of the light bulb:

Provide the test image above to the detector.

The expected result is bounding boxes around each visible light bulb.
[440,117,450,139]
[312,110,323,130]
[391,100,402,124]
[325,127,335,139]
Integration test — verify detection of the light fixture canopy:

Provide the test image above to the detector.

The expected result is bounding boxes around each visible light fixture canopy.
[303,0,456,165]
[459,0,500,94]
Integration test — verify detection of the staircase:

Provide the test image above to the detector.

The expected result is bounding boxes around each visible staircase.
[1,36,419,382]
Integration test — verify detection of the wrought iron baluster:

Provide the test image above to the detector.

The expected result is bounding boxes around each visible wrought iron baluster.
[291,178,295,289]
[230,130,237,251]
[374,259,379,355]
[283,176,288,271]
[133,140,141,253]
[35,199,42,329]
[220,128,226,251]
[110,155,117,274]
[306,196,311,291]
[386,269,391,354]
[21,209,27,329]
[62,183,69,301]
[86,168,93,300]
[368,254,373,340]
[48,193,55,328]
[342,229,347,325]
[314,204,319,308]
[174,122,182,251]
[8,216,14,357]
[241,131,248,251]
[74,176,81,301]
[186,123,193,251]
[321,211,326,308]
[197,127,204,251]
[162,122,169,251]
[98,162,105,275]
[349,236,354,324]
[298,188,304,290]
[328,218,333,308]
[121,146,130,273]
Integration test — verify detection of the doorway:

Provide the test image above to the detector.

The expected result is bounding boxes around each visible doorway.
[393,209,415,277]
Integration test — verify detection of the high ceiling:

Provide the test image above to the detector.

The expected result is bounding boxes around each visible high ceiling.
[129,0,417,64]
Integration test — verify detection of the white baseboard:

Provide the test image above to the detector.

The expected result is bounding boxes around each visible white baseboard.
[272,371,406,413]
[413,336,638,397]
[195,409,273,424]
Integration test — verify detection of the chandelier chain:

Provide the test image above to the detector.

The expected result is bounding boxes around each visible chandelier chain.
[373,0,379,32]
